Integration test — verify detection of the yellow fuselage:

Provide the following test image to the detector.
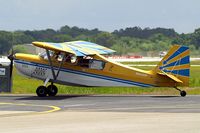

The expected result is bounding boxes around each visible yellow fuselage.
[14,53,181,87]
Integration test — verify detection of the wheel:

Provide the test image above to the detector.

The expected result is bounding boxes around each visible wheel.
[47,85,58,96]
[36,86,47,97]
[180,90,187,97]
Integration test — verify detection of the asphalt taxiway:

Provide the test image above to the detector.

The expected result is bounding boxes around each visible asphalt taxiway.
[0,95,200,133]
[1,95,200,113]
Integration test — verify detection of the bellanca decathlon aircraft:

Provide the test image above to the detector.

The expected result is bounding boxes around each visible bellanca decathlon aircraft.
[9,41,190,97]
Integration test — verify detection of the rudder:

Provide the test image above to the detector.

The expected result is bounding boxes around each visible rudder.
[155,45,190,86]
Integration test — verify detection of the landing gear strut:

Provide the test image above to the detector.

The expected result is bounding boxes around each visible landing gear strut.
[174,87,187,97]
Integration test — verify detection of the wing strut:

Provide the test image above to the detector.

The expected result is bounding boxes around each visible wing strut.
[56,54,66,79]
[46,49,56,80]
[46,49,66,82]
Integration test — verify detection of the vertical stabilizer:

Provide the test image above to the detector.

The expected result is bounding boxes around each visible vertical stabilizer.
[155,45,190,86]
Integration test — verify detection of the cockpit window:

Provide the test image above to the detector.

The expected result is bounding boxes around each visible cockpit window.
[39,51,47,59]
[39,52,105,70]
[53,52,65,62]
[39,51,54,60]
[88,59,105,70]
[39,51,65,61]
[78,57,105,70]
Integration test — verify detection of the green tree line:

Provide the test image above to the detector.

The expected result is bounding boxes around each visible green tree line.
[0,25,199,55]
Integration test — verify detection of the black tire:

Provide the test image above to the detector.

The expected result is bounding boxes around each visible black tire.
[180,90,187,97]
[36,86,47,97]
[47,85,58,96]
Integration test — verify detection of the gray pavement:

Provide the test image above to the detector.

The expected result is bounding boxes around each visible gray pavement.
[0,95,200,113]
[1,95,200,133]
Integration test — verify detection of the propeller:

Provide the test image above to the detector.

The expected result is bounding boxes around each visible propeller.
[7,47,14,78]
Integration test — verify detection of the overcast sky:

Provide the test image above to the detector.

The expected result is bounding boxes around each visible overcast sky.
[0,0,200,33]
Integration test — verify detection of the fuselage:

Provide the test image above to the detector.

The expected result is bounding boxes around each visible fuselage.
[14,53,177,87]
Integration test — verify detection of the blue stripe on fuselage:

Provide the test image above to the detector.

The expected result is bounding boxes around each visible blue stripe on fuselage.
[14,60,154,87]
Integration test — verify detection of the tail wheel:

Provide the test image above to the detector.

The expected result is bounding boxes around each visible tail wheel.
[174,87,187,97]
[47,85,58,96]
[180,90,187,97]
[36,86,47,97]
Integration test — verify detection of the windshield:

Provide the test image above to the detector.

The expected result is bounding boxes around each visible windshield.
[39,51,54,60]
[39,51,66,62]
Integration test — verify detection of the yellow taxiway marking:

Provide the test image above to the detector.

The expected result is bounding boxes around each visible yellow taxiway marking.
[0,102,61,117]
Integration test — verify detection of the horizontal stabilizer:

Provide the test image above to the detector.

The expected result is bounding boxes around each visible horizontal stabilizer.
[157,71,183,83]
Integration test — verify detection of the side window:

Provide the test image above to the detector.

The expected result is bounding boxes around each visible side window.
[88,59,105,70]
[54,52,65,62]
[77,56,105,70]
[65,54,78,64]
[78,58,90,67]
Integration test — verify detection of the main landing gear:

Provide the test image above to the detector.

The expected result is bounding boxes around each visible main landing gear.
[36,84,58,97]
[35,49,65,97]
[174,87,187,97]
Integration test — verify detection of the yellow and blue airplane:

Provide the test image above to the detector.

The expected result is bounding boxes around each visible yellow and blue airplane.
[10,41,190,97]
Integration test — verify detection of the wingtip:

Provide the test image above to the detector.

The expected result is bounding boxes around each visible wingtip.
[32,41,41,45]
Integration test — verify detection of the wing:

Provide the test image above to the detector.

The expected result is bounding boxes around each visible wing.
[32,41,115,56]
